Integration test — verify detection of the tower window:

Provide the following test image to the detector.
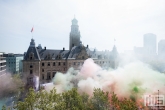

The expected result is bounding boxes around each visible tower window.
[30,70,33,74]
[29,52,34,60]
[53,62,55,66]
[30,65,33,68]
[63,62,65,66]
[48,62,50,66]
[42,63,44,66]
[58,62,60,66]
[42,69,44,72]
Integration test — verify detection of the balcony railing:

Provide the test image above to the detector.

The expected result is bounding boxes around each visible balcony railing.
[0,60,6,63]
[0,65,6,67]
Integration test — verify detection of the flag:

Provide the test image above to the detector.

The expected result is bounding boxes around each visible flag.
[31,27,34,32]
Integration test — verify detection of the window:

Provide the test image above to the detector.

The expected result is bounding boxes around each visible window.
[82,56,84,59]
[48,62,50,66]
[30,65,33,68]
[42,63,44,66]
[29,52,34,60]
[42,69,44,72]
[74,62,76,65]
[52,72,56,78]
[53,62,55,66]
[58,62,60,66]
[63,62,65,66]
[47,72,51,80]
[42,74,44,80]
[30,70,33,74]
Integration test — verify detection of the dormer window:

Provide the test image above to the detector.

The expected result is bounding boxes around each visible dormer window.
[29,52,34,60]
[56,54,62,60]
[47,54,51,60]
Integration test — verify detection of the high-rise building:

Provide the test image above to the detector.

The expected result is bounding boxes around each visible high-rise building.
[0,52,6,76]
[4,53,23,74]
[143,33,157,55]
[158,39,165,56]
[69,17,80,50]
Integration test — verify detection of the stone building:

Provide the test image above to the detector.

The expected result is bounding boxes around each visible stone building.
[23,18,118,84]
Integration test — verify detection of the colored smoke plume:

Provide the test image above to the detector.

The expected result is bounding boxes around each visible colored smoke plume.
[49,58,165,102]
[0,73,23,98]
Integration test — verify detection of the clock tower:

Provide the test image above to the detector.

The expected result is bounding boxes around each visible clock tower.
[69,17,81,50]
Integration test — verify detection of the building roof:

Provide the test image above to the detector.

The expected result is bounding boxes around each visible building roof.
[38,49,69,60]
[3,54,23,57]
[24,38,118,61]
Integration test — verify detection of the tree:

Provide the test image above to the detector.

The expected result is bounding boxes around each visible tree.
[91,88,109,110]
[14,87,139,110]
[2,105,6,110]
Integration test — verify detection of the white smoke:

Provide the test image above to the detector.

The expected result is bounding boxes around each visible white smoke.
[46,58,165,102]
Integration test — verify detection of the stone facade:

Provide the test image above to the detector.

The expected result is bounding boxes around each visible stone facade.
[23,18,118,84]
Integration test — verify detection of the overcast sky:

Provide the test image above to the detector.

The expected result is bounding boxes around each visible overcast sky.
[0,0,165,54]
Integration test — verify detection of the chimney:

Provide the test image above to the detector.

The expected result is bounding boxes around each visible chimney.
[44,47,46,50]
[87,45,88,48]
[63,47,65,51]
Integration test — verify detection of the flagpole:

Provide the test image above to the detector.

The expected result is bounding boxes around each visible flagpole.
[31,26,34,39]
